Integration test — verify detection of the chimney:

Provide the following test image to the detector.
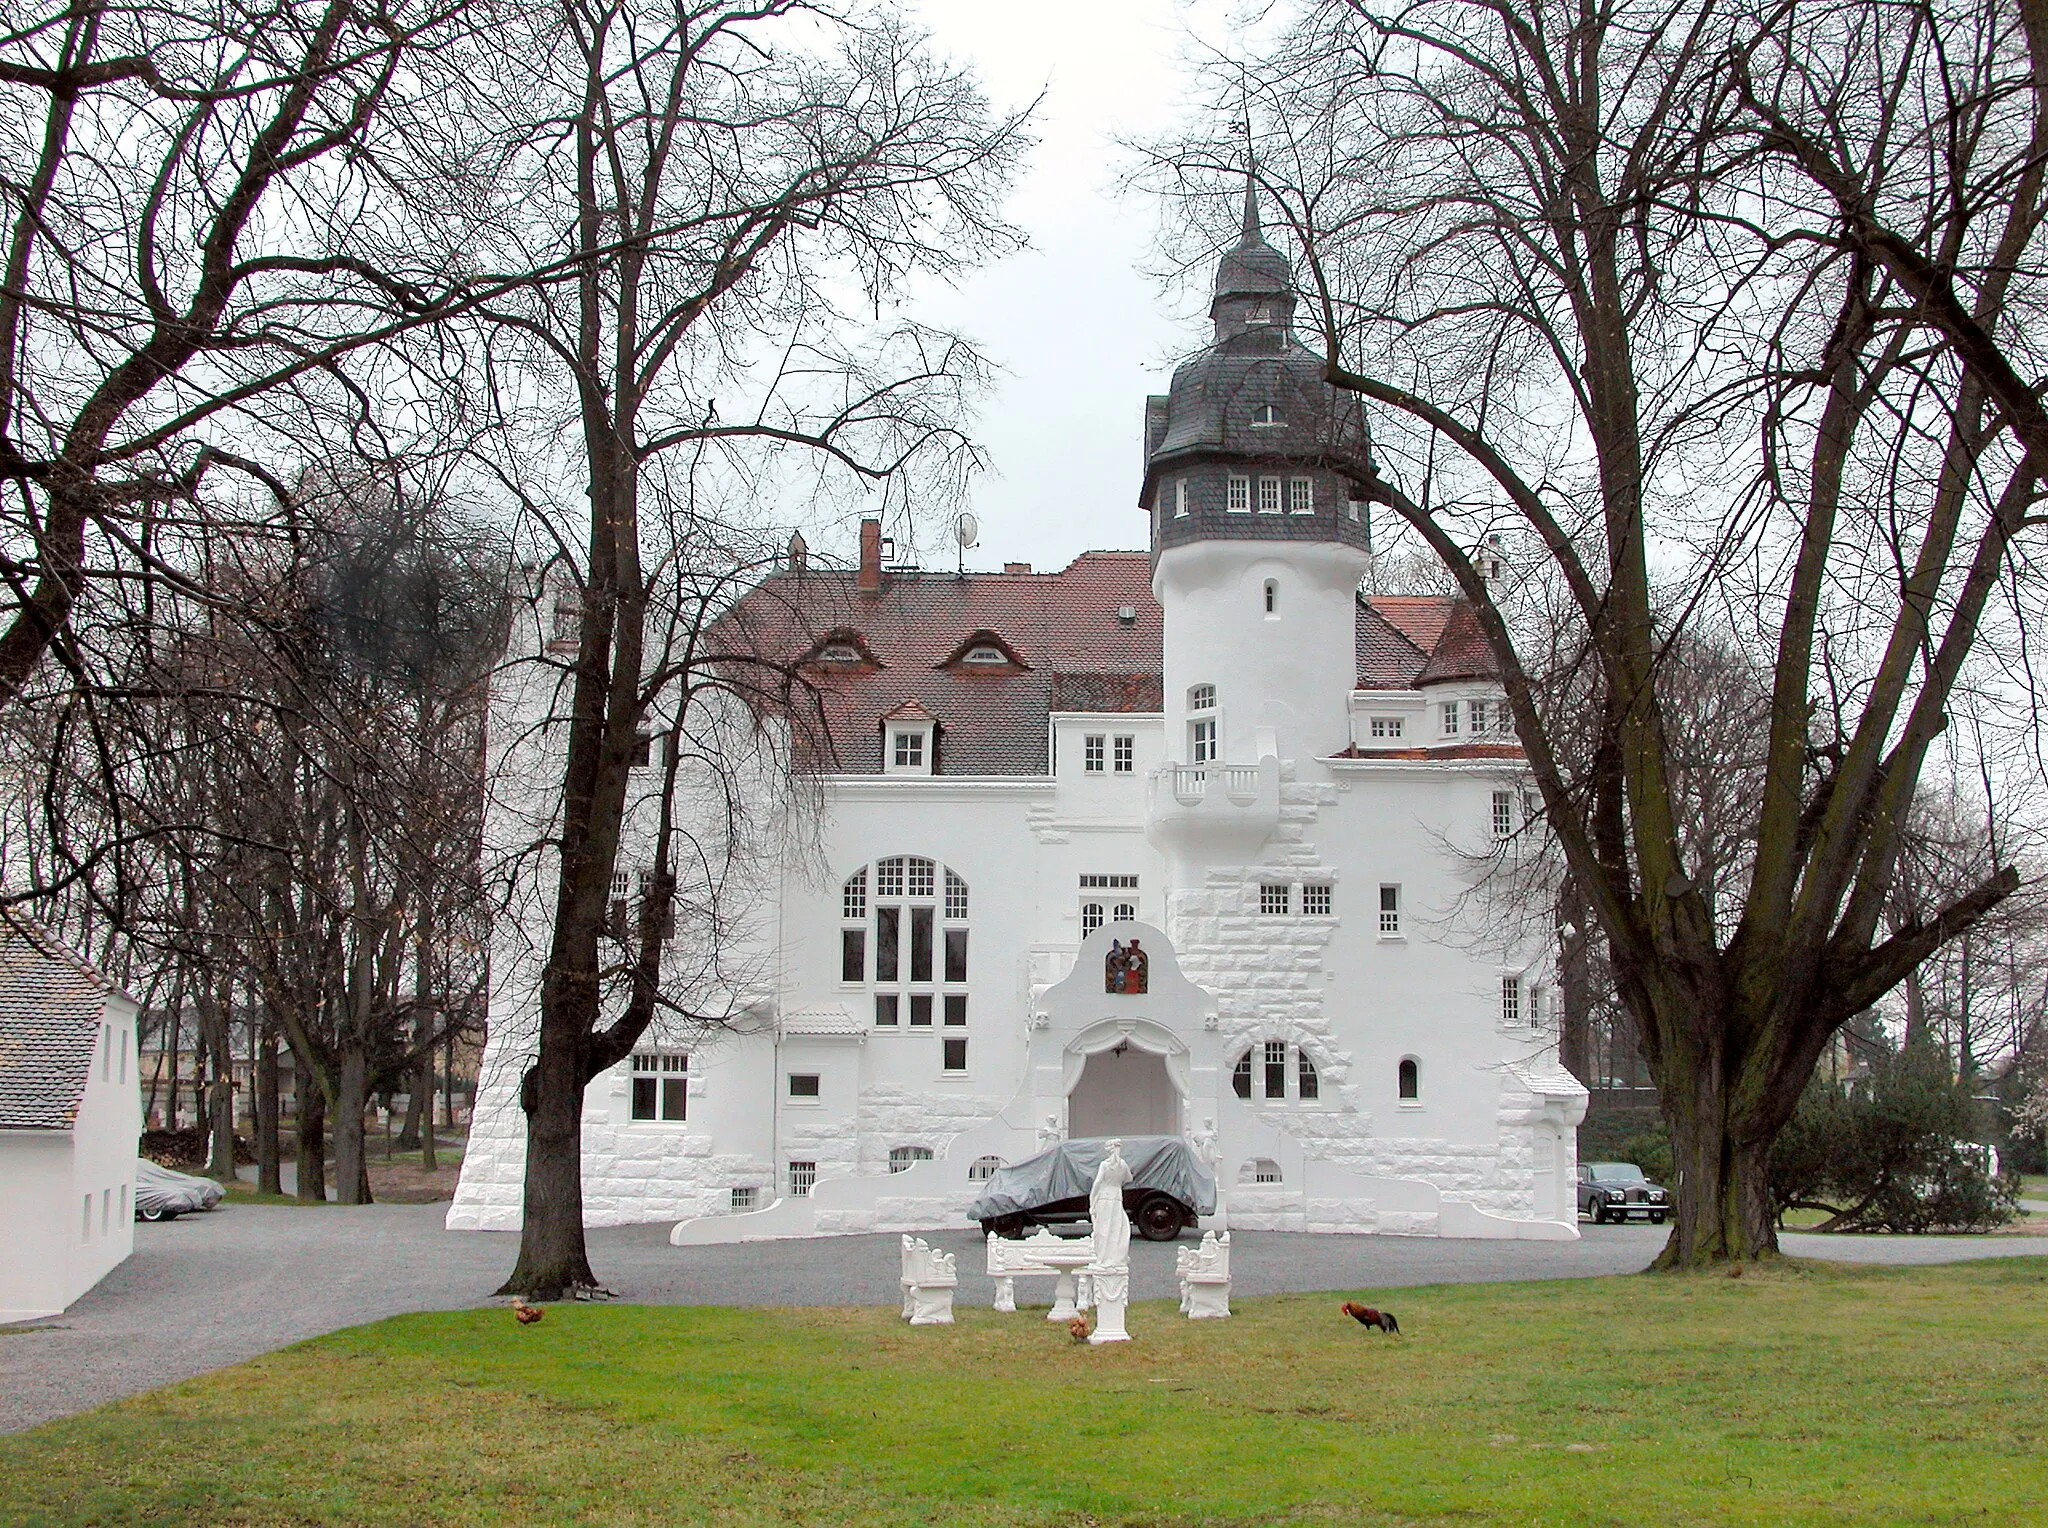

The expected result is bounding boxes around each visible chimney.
[1004,561,1031,575]
[858,517,882,594]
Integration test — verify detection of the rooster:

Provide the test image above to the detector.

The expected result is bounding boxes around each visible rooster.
[1068,1315,1091,1343]
[1340,1301,1399,1335]
[512,1299,545,1325]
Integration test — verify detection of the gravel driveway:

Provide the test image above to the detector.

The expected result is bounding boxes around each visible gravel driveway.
[5,1203,2043,1435]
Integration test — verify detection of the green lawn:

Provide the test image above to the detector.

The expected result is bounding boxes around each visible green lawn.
[6,1259,2047,1526]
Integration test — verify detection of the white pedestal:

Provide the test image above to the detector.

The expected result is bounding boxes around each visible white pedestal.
[1045,1269,1081,1322]
[1087,1266,1130,1343]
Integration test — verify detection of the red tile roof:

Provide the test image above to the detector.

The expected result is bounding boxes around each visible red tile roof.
[1414,600,1499,684]
[715,558,1500,773]
[1370,596,1456,654]
[1050,673,1165,713]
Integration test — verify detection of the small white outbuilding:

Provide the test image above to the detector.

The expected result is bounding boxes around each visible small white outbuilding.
[0,916,141,1323]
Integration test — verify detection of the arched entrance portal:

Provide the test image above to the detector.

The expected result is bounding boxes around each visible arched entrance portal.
[1067,1044,1181,1137]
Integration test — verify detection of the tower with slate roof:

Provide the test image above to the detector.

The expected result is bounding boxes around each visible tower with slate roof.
[1141,183,1374,860]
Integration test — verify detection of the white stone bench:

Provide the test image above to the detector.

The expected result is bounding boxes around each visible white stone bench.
[899,1236,957,1325]
[986,1228,1095,1318]
[1177,1229,1231,1319]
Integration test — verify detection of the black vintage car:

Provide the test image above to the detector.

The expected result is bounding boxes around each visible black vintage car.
[1578,1161,1670,1223]
[966,1136,1217,1243]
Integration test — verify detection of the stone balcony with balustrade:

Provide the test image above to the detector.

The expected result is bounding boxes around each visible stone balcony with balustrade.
[1143,756,1282,873]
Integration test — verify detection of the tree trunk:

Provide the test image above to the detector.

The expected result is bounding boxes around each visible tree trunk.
[202,979,235,1181]
[256,1021,282,1196]
[494,1038,601,1300]
[416,1046,438,1173]
[295,1050,327,1203]
[332,1042,373,1205]
[1652,1038,1781,1265]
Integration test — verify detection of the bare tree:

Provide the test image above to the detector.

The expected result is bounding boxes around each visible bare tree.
[461,1,1024,1298]
[1151,0,2048,1262]
[0,0,532,713]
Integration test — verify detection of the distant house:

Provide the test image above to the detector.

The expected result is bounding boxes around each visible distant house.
[0,916,141,1322]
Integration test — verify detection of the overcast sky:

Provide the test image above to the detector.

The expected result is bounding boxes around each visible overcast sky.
[891,0,1231,574]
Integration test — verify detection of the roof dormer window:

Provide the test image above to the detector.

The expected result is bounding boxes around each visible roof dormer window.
[937,630,1027,671]
[881,701,937,776]
[803,628,880,669]
[1246,303,1271,325]
[1251,403,1281,427]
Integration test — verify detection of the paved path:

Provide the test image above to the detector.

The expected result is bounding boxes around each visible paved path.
[6,1204,2046,1435]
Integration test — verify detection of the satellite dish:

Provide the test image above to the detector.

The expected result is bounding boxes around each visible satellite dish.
[954,512,980,548]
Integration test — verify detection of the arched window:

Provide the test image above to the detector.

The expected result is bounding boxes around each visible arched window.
[1112,901,1136,923]
[1240,1157,1282,1185]
[843,858,969,1040]
[1081,902,1105,937]
[1398,1057,1420,1101]
[967,1155,1005,1182]
[889,1145,934,1174]
[1251,403,1281,426]
[1263,579,1278,615]
[1233,1041,1324,1103]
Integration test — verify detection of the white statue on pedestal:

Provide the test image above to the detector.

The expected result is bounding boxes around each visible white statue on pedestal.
[1089,1138,1133,1271]
[1087,1139,1134,1343]
[1037,1113,1063,1149]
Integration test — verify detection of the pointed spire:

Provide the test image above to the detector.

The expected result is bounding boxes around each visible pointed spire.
[1240,158,1261,244]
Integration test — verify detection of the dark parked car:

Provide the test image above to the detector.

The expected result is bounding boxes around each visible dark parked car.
[967,1136,1217,1242]
[1578,1161,1670,1224]
[135,1158,224,1221]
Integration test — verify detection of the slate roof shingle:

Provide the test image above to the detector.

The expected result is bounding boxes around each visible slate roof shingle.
[0,915,113,1131]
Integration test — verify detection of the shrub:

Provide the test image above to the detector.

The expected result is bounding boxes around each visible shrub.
[1769,1038,2017,1233]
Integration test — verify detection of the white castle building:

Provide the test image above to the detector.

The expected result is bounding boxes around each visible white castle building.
[449,196,1587,1241]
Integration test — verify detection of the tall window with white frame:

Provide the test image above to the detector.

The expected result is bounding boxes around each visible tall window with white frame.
[1227,475,1250,513]
[1188,684,1218,764]
[1113,735,1134,774]
[1288,476,1314,514]
[1492,790,1514,838]
[1441,701,1461,737]
[845,858,968,1057]
[1257,476,1282,513]
[1174,478,1189,517]
[1379,884,1402,936]
[1083,734,1106,773]
[1501,976,1522,1026]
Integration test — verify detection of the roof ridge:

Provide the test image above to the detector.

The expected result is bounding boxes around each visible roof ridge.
[0,906,113,995]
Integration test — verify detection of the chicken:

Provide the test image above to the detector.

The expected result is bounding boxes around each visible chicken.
[513,1299,545,1325]
[1068,1315,1091,1343]
[1340,1301,1399,1335]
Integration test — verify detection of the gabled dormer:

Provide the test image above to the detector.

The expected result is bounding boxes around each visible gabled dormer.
[936,630,1029,672]
[880,700,938,775]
